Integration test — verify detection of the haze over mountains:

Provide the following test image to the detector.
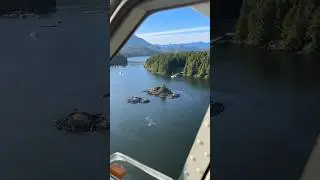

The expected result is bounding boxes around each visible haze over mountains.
[120,35,210,57]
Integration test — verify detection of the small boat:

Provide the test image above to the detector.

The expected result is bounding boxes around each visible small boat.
[170,72,183,78]
[168,93,180,99]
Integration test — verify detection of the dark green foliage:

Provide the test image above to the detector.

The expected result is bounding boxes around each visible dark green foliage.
[245,0,277,46]
[233,0,320,54]
[234,16,249,41]
[304,6,320,53]
[144,52,191,74]
[144,51,209,79]
[281,6,297,39]
[234,0,250,41]
[184,52,210,78]
[246,9,263,46]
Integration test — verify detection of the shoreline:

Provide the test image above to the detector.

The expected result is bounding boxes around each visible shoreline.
[212,39,319,56]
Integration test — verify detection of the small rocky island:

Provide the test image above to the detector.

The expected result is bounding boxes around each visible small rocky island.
[55,109,109,133]
[145,85,180,99]
[127,96,150,104]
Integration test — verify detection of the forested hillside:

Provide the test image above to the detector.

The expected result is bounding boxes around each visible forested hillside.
[233,0,320,54]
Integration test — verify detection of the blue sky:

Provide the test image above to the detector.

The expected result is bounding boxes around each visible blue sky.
[134,6,210,45]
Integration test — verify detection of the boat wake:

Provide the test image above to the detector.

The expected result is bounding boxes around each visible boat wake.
[145,116,158,127]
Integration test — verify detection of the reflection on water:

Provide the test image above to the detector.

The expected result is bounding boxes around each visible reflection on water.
[184,76,210,89]
[212,43,320,180]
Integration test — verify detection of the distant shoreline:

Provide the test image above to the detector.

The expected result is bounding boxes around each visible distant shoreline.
[0,5,107,17]
[211,36,319,56]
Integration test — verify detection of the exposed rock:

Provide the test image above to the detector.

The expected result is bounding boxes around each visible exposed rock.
[127,96,150,104]
[55,109,109,133]
[145,85,180,99]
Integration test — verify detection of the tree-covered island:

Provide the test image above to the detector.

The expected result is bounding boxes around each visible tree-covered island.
[144,51,209,79]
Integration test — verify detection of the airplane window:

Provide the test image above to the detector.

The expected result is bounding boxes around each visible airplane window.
[110,5,210,179]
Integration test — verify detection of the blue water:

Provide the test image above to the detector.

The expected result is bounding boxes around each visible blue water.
[110,56,210,178]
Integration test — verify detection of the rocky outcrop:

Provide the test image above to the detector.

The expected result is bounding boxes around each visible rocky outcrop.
[127,97,150,104]
[55,109,108,133]
[145,85,180,99]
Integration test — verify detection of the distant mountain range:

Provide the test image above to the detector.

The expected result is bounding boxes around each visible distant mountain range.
[120,35,210,57]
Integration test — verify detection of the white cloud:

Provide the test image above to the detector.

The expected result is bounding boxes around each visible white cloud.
[135,26,210,45]
[136,26,210,37]
[140,31,210,45]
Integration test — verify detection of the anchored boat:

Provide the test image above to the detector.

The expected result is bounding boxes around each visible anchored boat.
[170,72,183,78]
